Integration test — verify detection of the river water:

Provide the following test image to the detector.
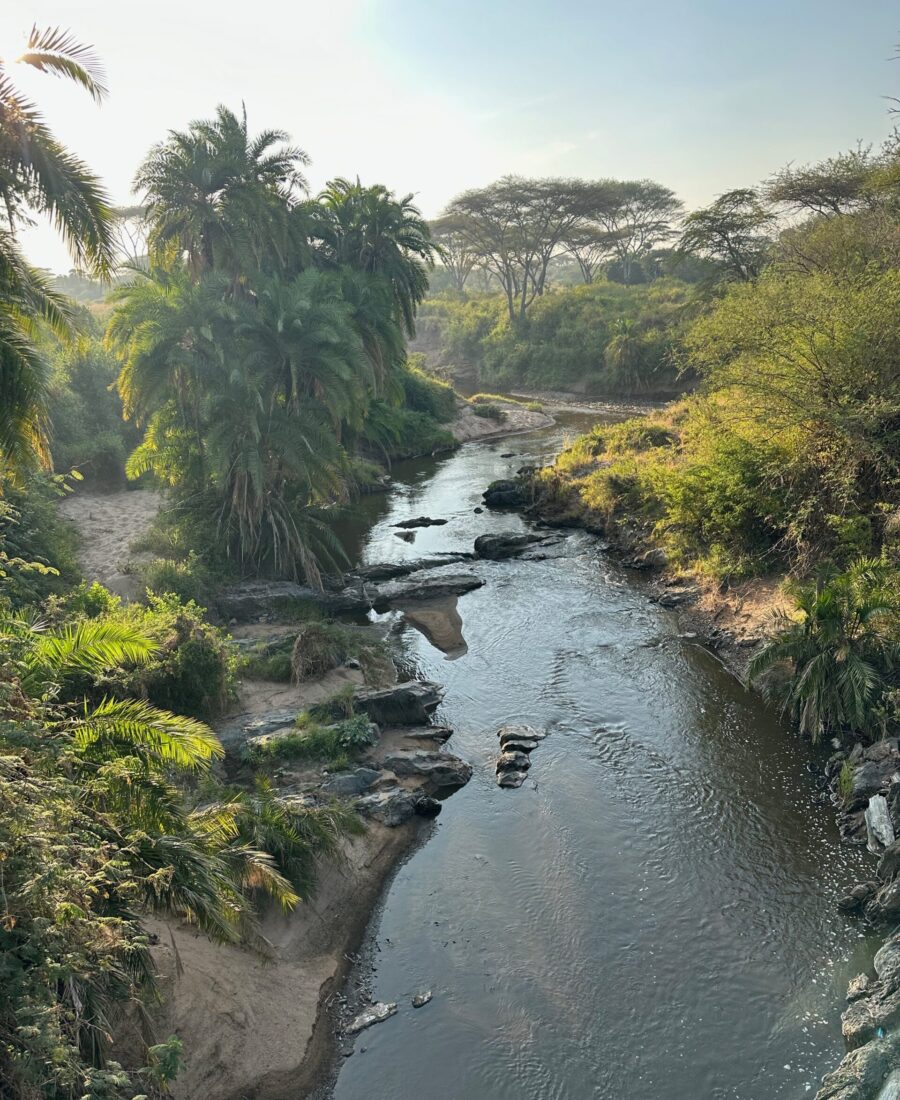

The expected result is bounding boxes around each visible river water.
[328,411,876,1100]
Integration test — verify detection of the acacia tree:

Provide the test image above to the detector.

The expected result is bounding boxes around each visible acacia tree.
[442,177,590,322]
[764,146,881,217]
[678,188,775,282]
[430,213,481,291]
[592,179,684,283]
[0,25,114,476]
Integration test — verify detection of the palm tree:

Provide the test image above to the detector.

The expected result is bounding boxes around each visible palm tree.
[0,25,115,476]
[750,558,900,742]
[136,104,309,278]
[314,178,438,335]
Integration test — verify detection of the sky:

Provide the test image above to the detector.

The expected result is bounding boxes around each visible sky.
[4,0,898,272]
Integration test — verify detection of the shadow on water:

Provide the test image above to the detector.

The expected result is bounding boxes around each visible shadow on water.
[324,412,878,1100]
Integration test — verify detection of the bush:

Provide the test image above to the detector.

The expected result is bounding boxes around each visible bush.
[107,593,238,719]
[140,551,211,603]
[401,357,458,421]
[472,402,504,421]
[243,712,376,767]
[0,477,80,608]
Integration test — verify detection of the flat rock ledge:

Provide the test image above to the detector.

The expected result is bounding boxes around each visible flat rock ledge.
[495,724,546,789]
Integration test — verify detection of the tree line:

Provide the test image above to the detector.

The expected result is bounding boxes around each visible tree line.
[429,140,900,321]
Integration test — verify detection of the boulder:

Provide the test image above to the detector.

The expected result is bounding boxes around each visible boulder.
[500,737,541,753]
[874,934,900,986]
[816,1033,900,1099]
[347,1002,397,1034]
[355,681,443,725]
[473,532,544,560]
[321,767,382,797]
[878,839,900,882]
[391,516,448,529]
[497,724,545,748]
[483,480,524,509]
[355,786,420,826]
[401,725,454,743]
[414,796,442,819]
[496,750,531,773]
[381,750,472,790]
[847,974,871,1002]
[866,795,896,852]
[371,572,484,609]
[411,991,433,1008]
[497,770,528,789]
[349,554,472,582]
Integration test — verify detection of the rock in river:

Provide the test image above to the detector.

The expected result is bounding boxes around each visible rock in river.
[391,516,448,529]
[473,532,545,560]
[482,479,525,509]
[347,1002,397,1034]
[382,749,473,790]
[498,724,545,748]
[355,681,443,725]
[496,750,531,773]
[497,770,529,789]
[371,572,484,610]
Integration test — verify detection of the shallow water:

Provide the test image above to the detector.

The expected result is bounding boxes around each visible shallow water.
[327,413,876,1100]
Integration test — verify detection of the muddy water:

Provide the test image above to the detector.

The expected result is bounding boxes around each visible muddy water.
[327,412,876,1100]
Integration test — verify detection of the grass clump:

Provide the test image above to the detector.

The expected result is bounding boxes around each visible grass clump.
[243,710,376,768]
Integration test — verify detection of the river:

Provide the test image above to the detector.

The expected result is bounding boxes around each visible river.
[327,410,876,1100]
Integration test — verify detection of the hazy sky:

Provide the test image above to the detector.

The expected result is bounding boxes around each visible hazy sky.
[5,0,898,271]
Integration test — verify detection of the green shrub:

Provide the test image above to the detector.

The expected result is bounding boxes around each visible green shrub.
[401,357,458,421]
[108,593,238,719]
[838,760,855,804]
[140,551,211,603]
[307,684,357,723]
[472,402,504,421]
[243,712,376,766]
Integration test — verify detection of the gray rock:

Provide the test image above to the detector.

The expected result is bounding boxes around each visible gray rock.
[874,934,900,986]
[483,480,524,509]
[412,991,433,1008]
[347,1002,397,1033]
[321,767,382,797]
[501,738,541,753]
[496,750,531,773]
[355,681,443,725]
[847,974,871,1002]
[401,725,454,743]
[372,572,484,609]
[816,1032,900,1099]
[880,840,900,883]
[392,516,448,529]
[355,787,419,826]
[473,532,544,560]
[866,795,896,852]
[382,750,473,790]
[497,724,545,748]
[497,770,528,789]
[349,555,472,582]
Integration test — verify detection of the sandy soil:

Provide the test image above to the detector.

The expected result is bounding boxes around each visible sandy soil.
[57,488,163,599]
[449,400,554,443]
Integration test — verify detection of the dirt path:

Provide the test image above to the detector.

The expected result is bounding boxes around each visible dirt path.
[58,489,162,598]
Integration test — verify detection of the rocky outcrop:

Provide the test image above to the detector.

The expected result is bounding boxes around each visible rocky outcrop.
[495,724,546,789]
[355,786,439,826]
[817,933,900,1098]
[473,532,545,559]
[216,563,483,621]
[321,767,382,797]
[348,554,472,582]
[391,516,448,529]
[381,749,473,790]
[355,681,443,726]
[483,479,526,509]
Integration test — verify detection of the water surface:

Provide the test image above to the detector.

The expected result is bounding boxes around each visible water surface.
[328,412,874,1100]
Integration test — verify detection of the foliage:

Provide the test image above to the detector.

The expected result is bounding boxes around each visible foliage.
[243,711,376,767]
[678,189,775,282]
[750,559,900,742]
[0,23,114,480]
[415,279,695,394]
[472,402,504,421]
[102,593,238,720]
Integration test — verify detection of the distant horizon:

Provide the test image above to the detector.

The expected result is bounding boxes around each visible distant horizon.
[4,0,898,273]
